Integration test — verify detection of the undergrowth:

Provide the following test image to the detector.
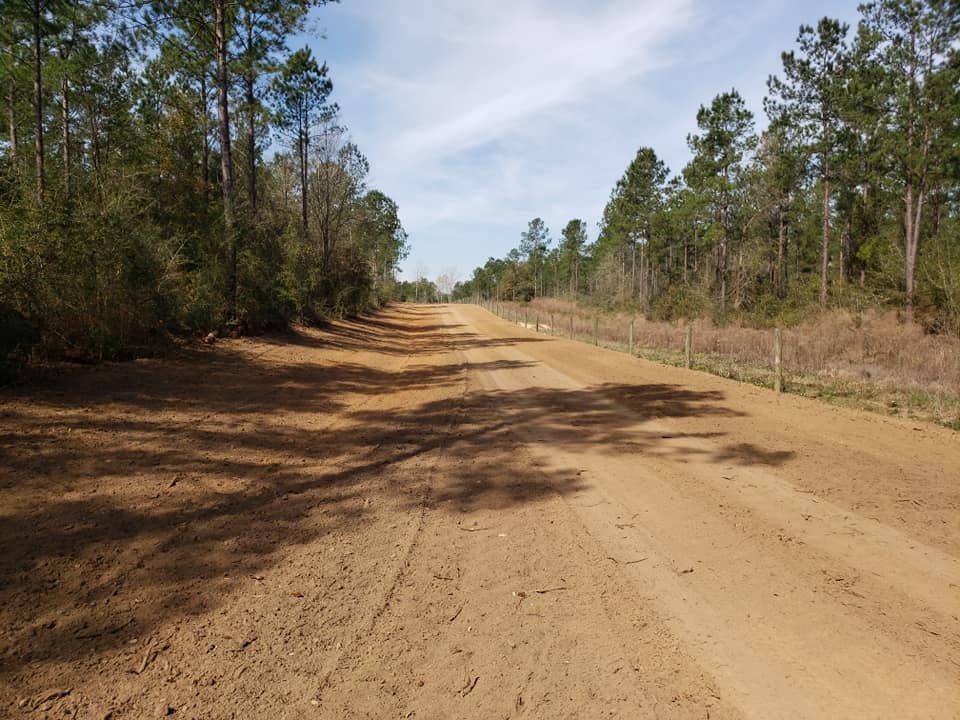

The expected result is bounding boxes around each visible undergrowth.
[487,299,960,430]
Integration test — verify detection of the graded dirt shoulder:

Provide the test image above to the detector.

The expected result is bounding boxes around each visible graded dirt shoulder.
[1,304,957,719]
[446,304,960,719]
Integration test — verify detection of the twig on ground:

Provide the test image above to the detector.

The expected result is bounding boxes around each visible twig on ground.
[459,676,479,697]
[134,638,170,675]
[606,556,648,565]
[30,688,71,710]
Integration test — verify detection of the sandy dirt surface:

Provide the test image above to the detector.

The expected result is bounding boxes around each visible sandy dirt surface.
[1,303,958,719]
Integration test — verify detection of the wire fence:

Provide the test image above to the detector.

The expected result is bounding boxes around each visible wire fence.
[474,299,960,417]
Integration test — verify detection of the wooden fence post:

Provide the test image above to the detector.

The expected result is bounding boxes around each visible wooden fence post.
[535,314,540,333]
[628,319,635,356]
[570,315,574,339]
[550,313,555,336]
[774,327,783,393]
[593,317,599,346]
[524,309,528,329]
[685,325,693,369]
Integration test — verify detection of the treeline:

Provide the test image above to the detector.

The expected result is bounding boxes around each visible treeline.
[0,0,409,368]
[455,1,960,332]
[393,277,440,303]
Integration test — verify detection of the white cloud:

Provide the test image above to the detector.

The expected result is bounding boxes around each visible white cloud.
[340,1,694,166]
[313,0,697,278]
[307,0,863,280]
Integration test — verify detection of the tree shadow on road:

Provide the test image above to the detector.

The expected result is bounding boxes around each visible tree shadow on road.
[0,304,793,688]
[261,303,549,357]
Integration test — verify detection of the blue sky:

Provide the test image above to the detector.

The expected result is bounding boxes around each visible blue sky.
[297,0,864,283]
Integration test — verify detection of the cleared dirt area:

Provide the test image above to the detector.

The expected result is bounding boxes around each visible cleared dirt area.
[2,303,959,719]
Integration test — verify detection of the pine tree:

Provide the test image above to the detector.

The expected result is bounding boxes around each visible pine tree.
[767,18,850,306]
[684,90,756,310]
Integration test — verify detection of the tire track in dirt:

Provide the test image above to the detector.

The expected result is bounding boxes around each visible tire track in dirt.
[0,307,464,718]
[446,303,960,720]
[3,303,958,719]
[315,315,743,719]
[313,317,473,708]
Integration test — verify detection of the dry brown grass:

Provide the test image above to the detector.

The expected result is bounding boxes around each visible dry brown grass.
[486,298,960,429]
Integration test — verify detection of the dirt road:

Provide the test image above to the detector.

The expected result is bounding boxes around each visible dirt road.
[2,304,958,719]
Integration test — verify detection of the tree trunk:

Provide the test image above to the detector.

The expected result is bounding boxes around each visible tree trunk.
[719,236,727,311]
[902,114,931,322]
[640,243,647,308]
[8,78,17,170]
[733,249,743,309]
[299,130,308,234]
[839,224,847,288]
[820,170,830,307]
[245,73,256,212]
[904,182,914,319]
[618,247,625,299]
[89,113,100,172]
[244,17,257,213]
[200,69,209,209]
[61,77,70,197]
[717,196,729,311]
[214,0,237,317]
[776,208,787,298]
[32,0,44,203]
[903,180,924,322]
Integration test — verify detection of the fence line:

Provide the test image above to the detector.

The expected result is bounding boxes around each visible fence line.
[471,299,960,403]
[478,298,782,386]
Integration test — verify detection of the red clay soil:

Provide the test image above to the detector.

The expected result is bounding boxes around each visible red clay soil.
[1,304,958,719]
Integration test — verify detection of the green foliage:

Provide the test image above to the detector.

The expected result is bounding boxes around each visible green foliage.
[0,175,171,360]
[0,0,405,377]
[518,217,550,297]
[648,284,709,322]
[918,219,960,334]
[0,302,38,381]
[394,277,439,303]
[456,0,958,338]
[558,219,587,296]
